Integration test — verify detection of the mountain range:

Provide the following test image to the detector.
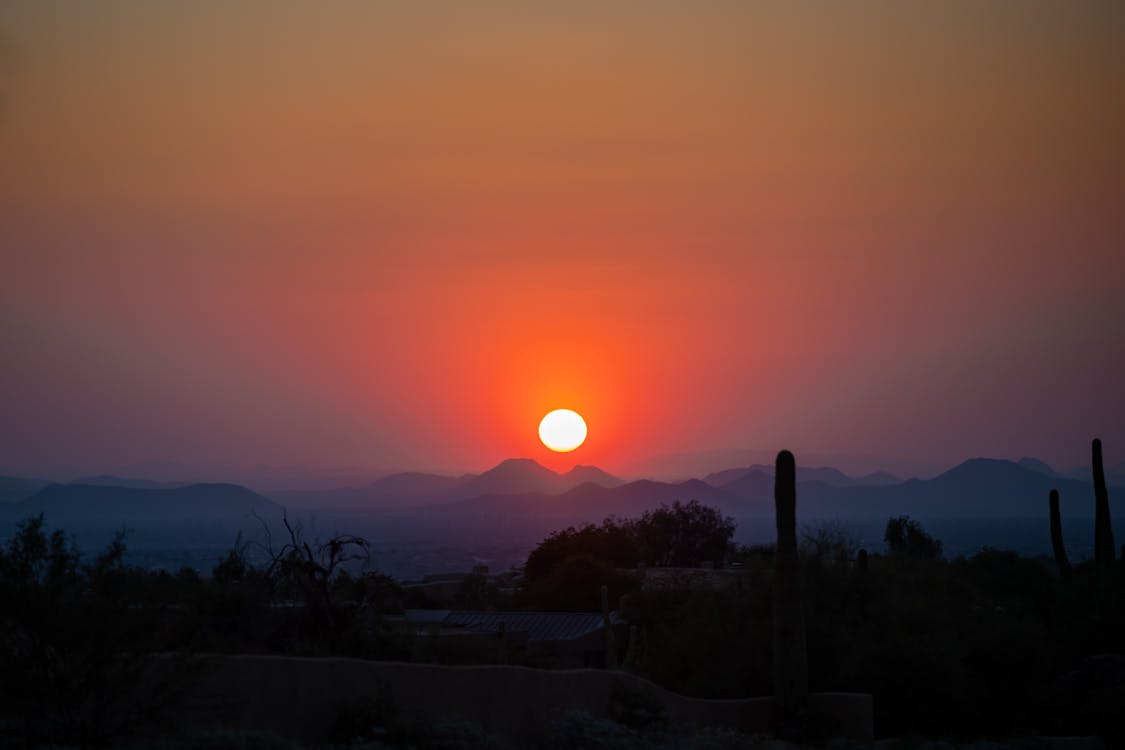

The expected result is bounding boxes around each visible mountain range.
[2,456,1122,543]
[268,459,625,510]
[0,482,283,531]
[408,457,1123,527]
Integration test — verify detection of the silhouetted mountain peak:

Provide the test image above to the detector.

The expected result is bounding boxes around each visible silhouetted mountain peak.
[457,458,562,498]
[937,457,1025,480]
[479,458,558,480]
[16,481,281,525]
[562,465,623,487]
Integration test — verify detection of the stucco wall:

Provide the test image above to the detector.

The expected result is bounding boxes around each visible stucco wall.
[166,655,872,747]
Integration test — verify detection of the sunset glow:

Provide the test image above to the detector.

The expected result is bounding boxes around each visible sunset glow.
[0,3,1122,480]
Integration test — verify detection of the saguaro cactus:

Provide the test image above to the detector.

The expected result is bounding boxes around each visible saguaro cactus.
[1093,439,1116,567]
[773,449,808,720]
[1049,489,1072,578]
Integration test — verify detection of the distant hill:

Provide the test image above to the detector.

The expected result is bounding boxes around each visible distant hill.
[561,465,625,488]
[268,470,469,510]
[713,470,773,507]
[458,458,562,498]
[68,475,191,490]
[8,457,1121,563]
[1059,460,1125,487]
[270,459,624,510]
[702,464,896,488]
[270,456,1124,530]
[7,482,284,527]
[415,458,1125,536]
[362,472,467,503]
[0,476,51,504]
[854,471,902,486]
[785,459,1124,520]
[701,466,758,487]
[442,476,736,520]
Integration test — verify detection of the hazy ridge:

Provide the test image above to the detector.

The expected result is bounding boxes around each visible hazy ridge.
[2,455,1122,578]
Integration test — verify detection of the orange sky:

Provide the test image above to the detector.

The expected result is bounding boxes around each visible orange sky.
[2,2,1124,481]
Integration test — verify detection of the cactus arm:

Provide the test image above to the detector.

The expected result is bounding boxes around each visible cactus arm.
[1093,439,1116,566]
[1049,489,1072,578]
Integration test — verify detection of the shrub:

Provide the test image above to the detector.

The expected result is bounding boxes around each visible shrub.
[884,516,944,560]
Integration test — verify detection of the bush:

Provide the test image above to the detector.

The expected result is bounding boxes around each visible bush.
[520,555,640,611]
[524,520,642,585]
[635,501,736,568]
[520,502,736,609]
[0,516,187,746]
[884,516,944,559]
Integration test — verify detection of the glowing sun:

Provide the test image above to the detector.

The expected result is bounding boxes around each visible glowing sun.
[538,409,588,452]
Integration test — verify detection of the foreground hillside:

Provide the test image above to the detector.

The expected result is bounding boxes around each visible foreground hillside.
[1,488,1122,747]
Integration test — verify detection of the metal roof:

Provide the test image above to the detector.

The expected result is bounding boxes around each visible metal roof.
[441,611,621,642]
[403,609,453,625]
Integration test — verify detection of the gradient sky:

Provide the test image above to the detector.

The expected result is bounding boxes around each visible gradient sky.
[2,2,1124,482]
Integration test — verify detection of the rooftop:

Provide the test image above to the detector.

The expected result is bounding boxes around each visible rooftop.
[402,609,622,641]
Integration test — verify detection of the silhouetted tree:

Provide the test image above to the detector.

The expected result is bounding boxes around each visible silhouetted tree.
[884,515,943,559]
[260,514,372,645]
[0,516,179,746]
[635,501,735,567]
[212,539,249,584]
[524,519,641,585]
[800,520,859,565]
[521,555,639,611]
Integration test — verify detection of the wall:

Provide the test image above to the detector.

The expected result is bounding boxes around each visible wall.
[163,655,872,747]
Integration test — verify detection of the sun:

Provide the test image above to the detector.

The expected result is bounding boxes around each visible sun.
[538,409,588,452]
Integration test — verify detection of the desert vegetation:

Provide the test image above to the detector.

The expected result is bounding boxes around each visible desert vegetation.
[1,447,1123,746]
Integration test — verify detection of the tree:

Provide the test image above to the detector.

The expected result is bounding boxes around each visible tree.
[520,502,735,610]
[524,502,736,584]
[524,519,641,585]
[521,555,640,611]
[800,520,860,564]
[0,516,176,746]
[635,501,736,567]
[260,515,372,642]
[884,516,943,560]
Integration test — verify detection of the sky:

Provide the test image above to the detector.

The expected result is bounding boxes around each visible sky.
[2,2,1124,482]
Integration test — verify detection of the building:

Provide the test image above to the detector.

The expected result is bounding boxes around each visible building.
[396,609,624,668]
